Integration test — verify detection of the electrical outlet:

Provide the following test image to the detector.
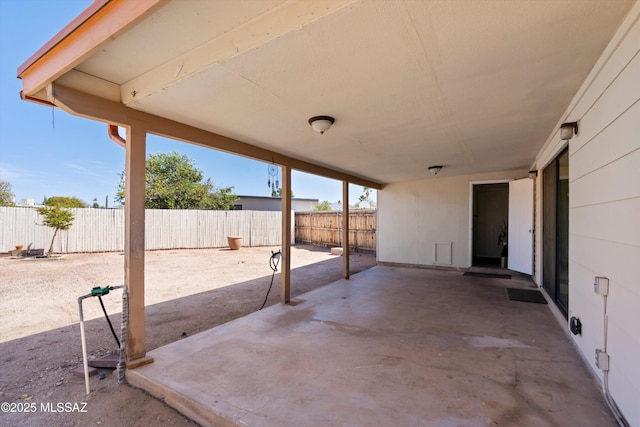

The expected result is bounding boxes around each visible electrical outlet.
[595,349,610,371]
[594,277,609,296]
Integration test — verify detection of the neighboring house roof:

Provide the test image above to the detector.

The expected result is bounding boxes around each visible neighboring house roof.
[236,195,319,202]
[17,0,634,185]
[234,195,319,212]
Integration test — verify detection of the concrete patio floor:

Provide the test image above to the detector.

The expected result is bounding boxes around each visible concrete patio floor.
[127,266,615,426]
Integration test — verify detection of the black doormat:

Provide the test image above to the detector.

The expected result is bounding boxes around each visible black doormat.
[464,272,512,279]
[507,288,547,304]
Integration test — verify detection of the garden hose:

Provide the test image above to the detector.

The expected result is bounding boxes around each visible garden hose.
[260,250,281,310]
[98,294,120,348]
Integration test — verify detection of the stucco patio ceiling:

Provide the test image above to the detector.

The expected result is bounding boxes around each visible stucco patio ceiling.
[19,0,633,184]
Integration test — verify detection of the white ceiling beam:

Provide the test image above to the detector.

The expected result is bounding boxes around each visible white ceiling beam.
[121,0,357,106]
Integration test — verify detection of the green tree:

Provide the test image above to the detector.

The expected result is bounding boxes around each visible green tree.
[37,206,75,256]
[0,180,16,206]
[314,200,332,211]
[200,185,237,210]
[45,196,87,208]
[116,151,237,210]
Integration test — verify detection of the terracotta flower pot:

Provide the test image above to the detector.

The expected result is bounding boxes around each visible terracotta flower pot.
[15,245,24,250]
[227,236,242,250]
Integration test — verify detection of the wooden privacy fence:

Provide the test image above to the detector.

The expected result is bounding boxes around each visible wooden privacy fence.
[295,210,376,253]
[0,207,283,254]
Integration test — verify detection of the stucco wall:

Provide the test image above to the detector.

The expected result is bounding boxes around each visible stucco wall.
[532,3,640,425]
[377,170,525,268]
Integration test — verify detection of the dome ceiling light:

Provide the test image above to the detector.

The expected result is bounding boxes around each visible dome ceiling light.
[308,116,335,134]
[428,165,443,175]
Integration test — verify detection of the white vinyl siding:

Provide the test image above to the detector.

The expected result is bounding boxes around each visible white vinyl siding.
[533,3,640,425]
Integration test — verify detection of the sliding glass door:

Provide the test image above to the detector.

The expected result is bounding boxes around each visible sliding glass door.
[543,149,569,316]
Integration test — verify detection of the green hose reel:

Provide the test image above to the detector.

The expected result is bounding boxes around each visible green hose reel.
[91,286,112,296]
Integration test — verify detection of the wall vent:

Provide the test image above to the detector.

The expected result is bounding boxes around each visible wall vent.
[434,242,452,265]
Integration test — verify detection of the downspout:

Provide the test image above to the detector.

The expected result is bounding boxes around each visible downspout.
[108,124,126,148]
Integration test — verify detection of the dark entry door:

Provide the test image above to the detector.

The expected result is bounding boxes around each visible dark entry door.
[473,183,509,267]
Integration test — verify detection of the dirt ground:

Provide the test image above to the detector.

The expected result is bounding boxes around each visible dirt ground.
[0,245,376,427]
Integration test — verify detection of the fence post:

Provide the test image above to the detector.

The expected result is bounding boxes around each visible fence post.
[310,211,314,247]
[337,211,340,247]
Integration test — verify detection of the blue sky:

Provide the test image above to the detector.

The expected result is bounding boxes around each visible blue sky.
[0,0,373,207]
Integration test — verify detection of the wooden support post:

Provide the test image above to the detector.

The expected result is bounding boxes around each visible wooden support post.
[124,122,151,365]
[281,165,291,303]
[343,181,350,279]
